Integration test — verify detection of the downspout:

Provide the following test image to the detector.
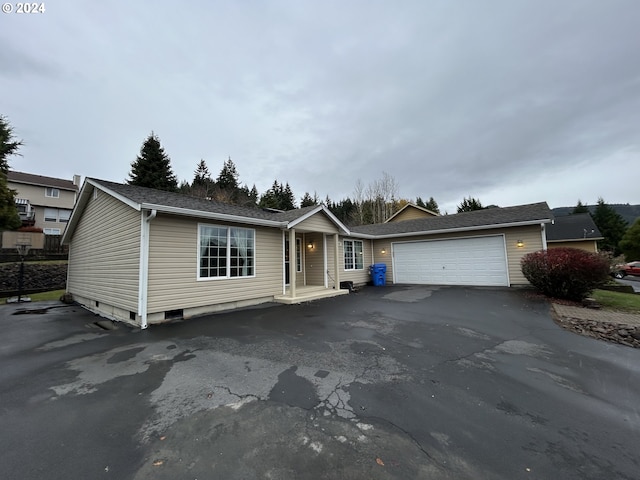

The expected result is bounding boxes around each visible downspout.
[541,222,548,251]
[138,209,156,329]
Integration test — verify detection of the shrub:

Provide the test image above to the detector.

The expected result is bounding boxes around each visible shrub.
[521,247,610,301]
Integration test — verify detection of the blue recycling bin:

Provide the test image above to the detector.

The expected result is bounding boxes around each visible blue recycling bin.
[369,263,387,286]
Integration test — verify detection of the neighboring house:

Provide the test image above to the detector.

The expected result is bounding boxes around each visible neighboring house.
[546,213,603,252]
[8,171,81,235]
[62,179,553,328]
[385,203,439,222]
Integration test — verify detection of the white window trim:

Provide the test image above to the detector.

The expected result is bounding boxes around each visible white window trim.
[43,228,61,235]
[197,223,256,281]
[343,239,364,271]
[45,187,60,198]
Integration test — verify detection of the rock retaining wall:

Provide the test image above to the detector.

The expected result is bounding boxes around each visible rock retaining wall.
[0,262,67,295]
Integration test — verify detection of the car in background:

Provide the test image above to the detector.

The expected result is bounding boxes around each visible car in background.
[612,261,640,279]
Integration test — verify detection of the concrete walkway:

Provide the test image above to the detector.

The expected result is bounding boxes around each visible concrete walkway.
[552,303,640,326]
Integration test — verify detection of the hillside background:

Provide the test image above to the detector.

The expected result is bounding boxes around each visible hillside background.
[552,204,640,226]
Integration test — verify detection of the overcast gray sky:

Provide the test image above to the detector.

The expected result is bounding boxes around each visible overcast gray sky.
[2,0,639,213]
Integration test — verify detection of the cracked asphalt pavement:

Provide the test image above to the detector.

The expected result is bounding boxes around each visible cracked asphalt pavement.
[1,286,639,479]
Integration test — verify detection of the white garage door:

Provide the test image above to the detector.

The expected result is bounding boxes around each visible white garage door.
[393,236,509,286]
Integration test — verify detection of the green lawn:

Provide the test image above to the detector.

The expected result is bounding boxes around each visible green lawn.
[592,289,640,314]
[0,289,66,304]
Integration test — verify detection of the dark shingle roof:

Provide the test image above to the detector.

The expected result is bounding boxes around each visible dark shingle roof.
[91,179,336,227]
[92,178,289,222]
[8,171,78,191]
[546,213,603,241]
[350,202,553,237]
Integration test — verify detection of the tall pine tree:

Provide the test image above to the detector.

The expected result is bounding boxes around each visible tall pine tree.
[128,133,178,192]
[457,196,484,213]
[591,197,628,255]
[572,200,590,214]
[0,115,22,230]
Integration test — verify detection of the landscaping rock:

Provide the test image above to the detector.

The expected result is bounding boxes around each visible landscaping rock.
[0,262,67,295]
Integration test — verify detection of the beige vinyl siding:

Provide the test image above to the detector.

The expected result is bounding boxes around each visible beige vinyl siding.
[9,182,77,209]
[295,213,339,233]
[340,237,371,285]
[146,215,283,314]
[389,207,434,222]
[548,240,598,253]
[304,233,325,286]
[373,225,543,286]
[66,189,140,311]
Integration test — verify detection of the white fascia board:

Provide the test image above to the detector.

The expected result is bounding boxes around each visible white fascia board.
[141,203,286,228]
[88,179,142,211]
[348,218,554,240]
[286,205,352,235]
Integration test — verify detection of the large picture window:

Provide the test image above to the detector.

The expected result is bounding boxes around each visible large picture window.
[199,225,255,279]
[344,239,364,270]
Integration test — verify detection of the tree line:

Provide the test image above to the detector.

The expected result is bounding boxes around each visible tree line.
[571,199,639,259]
[1,120,638,262]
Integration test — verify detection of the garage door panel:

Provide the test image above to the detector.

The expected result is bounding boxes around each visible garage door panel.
[393,236,509,286]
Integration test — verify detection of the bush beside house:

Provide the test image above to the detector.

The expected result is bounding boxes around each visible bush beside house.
[521,247,610,301]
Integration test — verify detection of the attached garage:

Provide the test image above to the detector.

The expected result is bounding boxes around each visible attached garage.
[392,235,509,286]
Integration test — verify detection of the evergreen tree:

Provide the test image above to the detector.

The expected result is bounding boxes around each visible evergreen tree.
[457,196,484,213]
[189,159,214,198]
[425,196,440,214]
[592,197,628,255]
[193,159,211,187]
[300,191,319,207]
[249,185,259,205]
[0,115,22,230]
[282,182,295,210]
[259,180,296,210]
[415,197,425,208]
[259,180,284,210]
[572,200,590,214]
[619,218,640,261]
[128,133,178,192]
[216,157,239,190]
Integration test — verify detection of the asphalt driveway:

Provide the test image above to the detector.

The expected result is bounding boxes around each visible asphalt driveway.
[1,286,639,480]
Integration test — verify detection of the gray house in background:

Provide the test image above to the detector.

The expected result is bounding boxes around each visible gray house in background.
[8,171,81,234]
[62,179,553,328]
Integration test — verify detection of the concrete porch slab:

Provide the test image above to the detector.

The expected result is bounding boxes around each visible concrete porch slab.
[274,287,350,305]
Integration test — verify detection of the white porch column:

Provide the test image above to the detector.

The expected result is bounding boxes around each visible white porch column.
[334,233,340,289]
[289,228,296,298]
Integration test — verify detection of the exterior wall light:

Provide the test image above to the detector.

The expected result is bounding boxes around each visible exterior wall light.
[381,248,386,254]
[516,240,524,248]
[308,241,314,249]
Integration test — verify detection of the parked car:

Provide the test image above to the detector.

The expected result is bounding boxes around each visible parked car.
[612,261,640,279]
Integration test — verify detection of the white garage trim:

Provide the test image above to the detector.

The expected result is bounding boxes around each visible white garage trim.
[392,234,510,286]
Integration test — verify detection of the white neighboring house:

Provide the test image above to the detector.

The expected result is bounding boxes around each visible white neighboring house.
[8,171,81,235]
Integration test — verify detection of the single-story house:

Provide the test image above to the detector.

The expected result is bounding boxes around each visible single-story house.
[546,213,603,252]
[61,179,553,328]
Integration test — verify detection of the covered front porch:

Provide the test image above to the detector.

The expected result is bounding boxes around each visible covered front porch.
[274,207,351,305]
